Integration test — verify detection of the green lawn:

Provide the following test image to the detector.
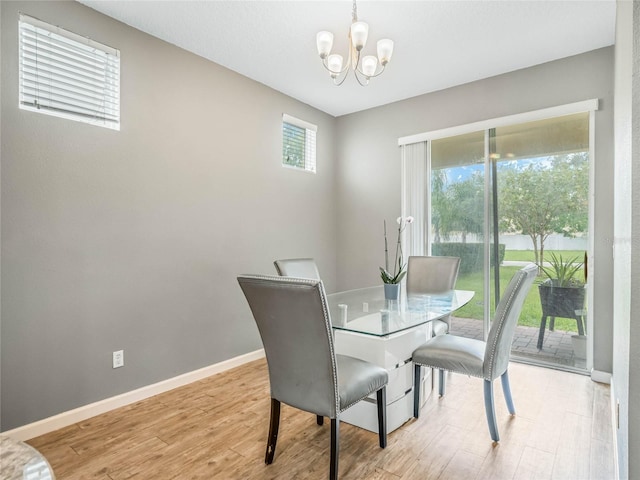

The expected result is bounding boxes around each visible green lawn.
[454,264,583,332]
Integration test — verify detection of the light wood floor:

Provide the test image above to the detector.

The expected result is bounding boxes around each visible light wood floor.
[27,360,615,480]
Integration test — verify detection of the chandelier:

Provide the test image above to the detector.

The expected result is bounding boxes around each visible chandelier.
[316,0,394,86]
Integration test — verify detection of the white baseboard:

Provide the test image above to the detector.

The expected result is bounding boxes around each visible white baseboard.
[3,349,265,441]
[591,369,612,384]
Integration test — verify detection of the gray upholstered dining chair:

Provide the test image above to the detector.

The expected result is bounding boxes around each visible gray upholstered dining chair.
[237,275,388,480]
[412,263,538,442]
[406,256,461,336]
[274,257,326,426]
[274,257,321,280]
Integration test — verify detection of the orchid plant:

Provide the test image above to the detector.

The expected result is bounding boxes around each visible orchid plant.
[380,216,414,284]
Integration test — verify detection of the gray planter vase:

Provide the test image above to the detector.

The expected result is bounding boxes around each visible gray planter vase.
[384,283,400,300]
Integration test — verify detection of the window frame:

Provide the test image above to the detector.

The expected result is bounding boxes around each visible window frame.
[18,13,121,130]
[282,113,317,173]
[399,99,598,372]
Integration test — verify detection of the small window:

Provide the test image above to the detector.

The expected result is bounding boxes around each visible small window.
[282,114,317,173]
[19,14,120,130]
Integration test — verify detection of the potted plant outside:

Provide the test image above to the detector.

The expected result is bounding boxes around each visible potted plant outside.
[536,253,587,355]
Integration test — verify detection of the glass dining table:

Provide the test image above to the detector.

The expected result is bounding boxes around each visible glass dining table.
[326,285,474,434]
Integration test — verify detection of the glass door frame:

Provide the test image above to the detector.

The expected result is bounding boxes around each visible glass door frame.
[401,99,598,371]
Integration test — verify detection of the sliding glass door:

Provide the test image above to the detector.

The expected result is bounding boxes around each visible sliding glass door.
[431,131,492,339]
[428,112,590,371]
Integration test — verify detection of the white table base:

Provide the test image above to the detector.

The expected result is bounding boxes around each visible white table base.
[334,323,433,433]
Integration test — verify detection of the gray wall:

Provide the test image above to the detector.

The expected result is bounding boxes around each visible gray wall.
[0,1,337,430]
[0,0,623,441]
[334,47,615,375]
[612,1,640,478]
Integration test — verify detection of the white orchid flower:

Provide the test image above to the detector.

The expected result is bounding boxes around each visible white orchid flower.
[383,216,414,284]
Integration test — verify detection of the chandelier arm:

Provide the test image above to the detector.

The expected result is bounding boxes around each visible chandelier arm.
[352,48,361,71]
[352,69,370,86]
[346,37,355,71]
[320,56,350,86]
[332,38,356,85]
[321,57,351,76]
[353,72,369,87]
[333,71,350,86]
[354,63,387,79]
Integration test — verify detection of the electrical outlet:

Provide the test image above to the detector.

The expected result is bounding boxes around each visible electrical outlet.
[113,350,124,369]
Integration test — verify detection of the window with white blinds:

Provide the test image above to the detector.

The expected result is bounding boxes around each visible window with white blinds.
[282,114,317,173]
[19,14,120,130]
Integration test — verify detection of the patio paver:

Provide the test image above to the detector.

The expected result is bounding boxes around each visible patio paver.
[450,316,587,370]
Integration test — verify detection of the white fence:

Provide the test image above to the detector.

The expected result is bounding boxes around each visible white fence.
[442,233,587,251]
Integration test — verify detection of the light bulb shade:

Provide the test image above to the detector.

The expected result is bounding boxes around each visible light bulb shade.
[350,21,369,51]
[327,54,343,75]
[377,39,394,65]
[316,31,334,59]
[362,55,378,77]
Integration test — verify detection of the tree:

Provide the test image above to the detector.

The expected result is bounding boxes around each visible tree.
[431,169,484,243]
[497,153,588,265]
[448,172,484,242]
[431,169,448,243]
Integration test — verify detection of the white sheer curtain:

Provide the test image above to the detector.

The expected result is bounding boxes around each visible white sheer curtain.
[400,141,428,257]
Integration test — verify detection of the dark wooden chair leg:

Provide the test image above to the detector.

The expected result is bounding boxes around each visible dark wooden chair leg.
[549,316,556,331]
[413,364,421,418]
[330,418,339,480]
[377,387,387,448]
[537,315,548,349]
[265,398,280,464]
[317,415,324,425]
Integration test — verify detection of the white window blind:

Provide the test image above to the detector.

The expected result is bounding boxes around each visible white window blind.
[401,141,428,256]
[282,114,317,173]
[19,14,120,130]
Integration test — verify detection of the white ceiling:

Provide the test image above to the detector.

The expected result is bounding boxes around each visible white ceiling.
[79,1,616,117]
